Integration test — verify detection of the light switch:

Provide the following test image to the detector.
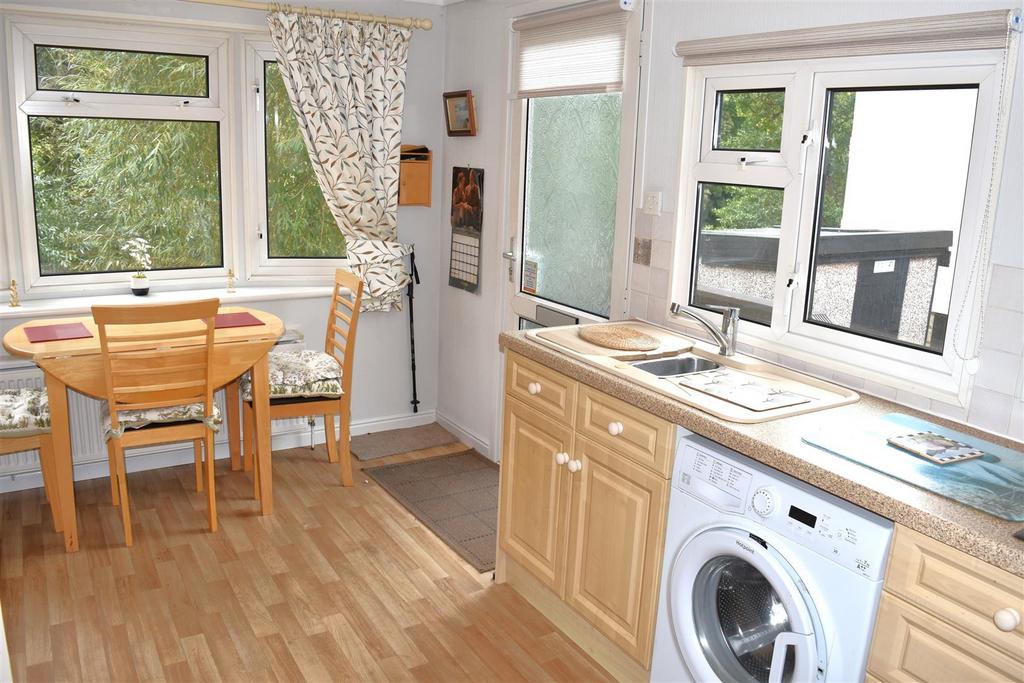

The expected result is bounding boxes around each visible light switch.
[642,190,662,216]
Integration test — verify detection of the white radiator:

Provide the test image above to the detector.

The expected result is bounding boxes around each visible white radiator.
[0,362,313,489]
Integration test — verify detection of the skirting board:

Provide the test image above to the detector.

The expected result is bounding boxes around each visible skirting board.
[0,409,437,495]
[435,410,492,461]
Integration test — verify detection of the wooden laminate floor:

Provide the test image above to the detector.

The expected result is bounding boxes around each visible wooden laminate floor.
[0,442,612,683]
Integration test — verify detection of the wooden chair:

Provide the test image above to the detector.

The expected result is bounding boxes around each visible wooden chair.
[231,269,362,490]
[93,299,221,546]
[0,389,62,536]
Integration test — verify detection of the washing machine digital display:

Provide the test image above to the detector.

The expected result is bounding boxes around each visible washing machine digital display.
[788,505,818,528]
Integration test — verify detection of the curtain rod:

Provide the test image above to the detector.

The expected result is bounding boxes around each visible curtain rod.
[181,0,434,30]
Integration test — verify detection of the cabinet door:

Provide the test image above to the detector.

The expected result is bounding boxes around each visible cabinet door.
[499,398,573,593]
[564,436,668,667]
[868,592,1024,682]
[398,160,431,206]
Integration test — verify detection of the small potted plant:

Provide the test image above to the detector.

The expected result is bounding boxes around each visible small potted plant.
[123,237,152,296]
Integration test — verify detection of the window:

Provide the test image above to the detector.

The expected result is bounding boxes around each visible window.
[29,116,222,275]
[34,45,208,97]
[691,182,783,325]
[243,44,349,279]
[674,53,1003,401]
[263,61,345,259]
[522,92,622,317]
[806,86,977,352]
[9,23,229,291]
[714,89,785,152]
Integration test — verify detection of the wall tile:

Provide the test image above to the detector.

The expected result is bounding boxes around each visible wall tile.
[974,348,1022,396]
[896,389,932,411]
[653,212,676,242]
[648,295,668,323]
[981,307,1024,354]
[633,237,652,266]
[631,264,651,295]
[651,239,673,271]
[966,387,1014,435]
[862,379,898,401]
[629,292,649,319]
[650,266,671,298]
[929,399,969,423]
[634,211,654,239]
[1009,400,1024,440]
[987,264,1024,313]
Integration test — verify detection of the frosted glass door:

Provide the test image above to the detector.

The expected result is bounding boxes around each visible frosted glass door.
[521,93,622,318]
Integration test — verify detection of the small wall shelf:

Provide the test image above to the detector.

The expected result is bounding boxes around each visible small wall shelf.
[399,145,432,207]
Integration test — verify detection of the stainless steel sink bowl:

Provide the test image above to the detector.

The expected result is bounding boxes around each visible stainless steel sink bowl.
[631,356,720,378]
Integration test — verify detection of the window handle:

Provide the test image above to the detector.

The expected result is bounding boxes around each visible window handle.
[783,272,800,318]
[738,156,768,171]
[799,122,816,176]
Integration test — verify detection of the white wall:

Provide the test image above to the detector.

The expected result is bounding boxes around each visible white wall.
[437,0,1024,459]
[0,0,449,486]
[436,0,514,457]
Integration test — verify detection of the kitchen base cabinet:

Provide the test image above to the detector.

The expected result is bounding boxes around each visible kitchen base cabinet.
[497,352,673,676]
[499,398,573,593]
[868,525,1024,682]
[564,436,668,664]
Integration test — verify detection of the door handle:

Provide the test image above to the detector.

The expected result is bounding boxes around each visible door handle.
[502,251,516,261]
[767,632,813,683]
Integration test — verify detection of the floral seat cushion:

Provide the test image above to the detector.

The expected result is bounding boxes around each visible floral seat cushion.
[103,402,222,439]
[0,388,50,437]
[240,349,343,401]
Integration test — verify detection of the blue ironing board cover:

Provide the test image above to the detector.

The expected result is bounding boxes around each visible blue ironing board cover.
[802,412,1024,521]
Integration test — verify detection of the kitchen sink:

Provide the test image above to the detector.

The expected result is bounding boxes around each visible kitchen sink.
[631,355,720,378]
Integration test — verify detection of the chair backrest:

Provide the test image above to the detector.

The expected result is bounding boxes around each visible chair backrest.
[92,299,220,432]
[324,269,363,397]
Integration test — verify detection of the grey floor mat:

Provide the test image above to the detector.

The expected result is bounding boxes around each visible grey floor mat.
[363,450,498,572]
[351,422,458,461]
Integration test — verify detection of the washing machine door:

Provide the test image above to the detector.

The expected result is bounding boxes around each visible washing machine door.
[670,527,826,683]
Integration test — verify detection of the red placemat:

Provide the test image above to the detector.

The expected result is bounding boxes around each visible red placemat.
[24,322,93,343]
[215,312,265,329]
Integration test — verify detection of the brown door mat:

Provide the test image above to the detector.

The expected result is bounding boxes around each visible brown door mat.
[351,422,458,461]
[363,450,498,573]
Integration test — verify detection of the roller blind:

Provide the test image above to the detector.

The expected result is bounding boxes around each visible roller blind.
[513,1,629,99]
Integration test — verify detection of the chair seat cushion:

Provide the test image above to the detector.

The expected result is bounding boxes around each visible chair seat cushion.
[240,349,343,401]
[0,388,50,437]
[103,402,222,439]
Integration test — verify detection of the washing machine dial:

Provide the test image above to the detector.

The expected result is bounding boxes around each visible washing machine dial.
[751,487,777,518]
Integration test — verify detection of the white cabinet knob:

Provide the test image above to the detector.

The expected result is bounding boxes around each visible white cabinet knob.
[554,451,569,466]
[607,421,624,436]
[994,607,1021,632]
[527,382,542,395]
[567,459,582,473]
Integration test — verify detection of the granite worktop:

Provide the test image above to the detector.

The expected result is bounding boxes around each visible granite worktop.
[500,329,1024,578]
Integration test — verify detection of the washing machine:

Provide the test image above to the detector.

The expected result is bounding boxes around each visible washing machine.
[651,430,893,683]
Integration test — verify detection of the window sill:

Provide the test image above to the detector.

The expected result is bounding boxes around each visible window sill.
[0,285,335,321]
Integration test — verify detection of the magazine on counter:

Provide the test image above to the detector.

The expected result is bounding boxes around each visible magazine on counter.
[887,431,985,465]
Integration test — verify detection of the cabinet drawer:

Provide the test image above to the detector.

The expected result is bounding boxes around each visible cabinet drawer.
[868,592,1023,682]
[506,352,577,424]
[885,525,1024,660]
[575,385,673,477]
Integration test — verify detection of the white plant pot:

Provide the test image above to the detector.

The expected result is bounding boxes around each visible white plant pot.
[130,274,150,296]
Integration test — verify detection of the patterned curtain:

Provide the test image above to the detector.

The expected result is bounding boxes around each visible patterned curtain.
[268,11,413,312]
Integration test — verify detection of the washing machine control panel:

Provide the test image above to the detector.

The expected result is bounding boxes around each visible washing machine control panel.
[678,441,892,580]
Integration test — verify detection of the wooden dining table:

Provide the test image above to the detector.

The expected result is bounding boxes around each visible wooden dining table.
[2,305,283,551]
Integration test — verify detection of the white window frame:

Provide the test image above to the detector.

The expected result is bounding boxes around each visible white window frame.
[672,50,1003,406]
[242,40,348,281]
[5,16,235,296]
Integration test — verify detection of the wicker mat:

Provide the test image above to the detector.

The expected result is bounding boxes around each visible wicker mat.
[364,450,498,572]
[351,422,458,461]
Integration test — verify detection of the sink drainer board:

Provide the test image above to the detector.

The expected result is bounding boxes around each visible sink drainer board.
[803,413,1024,521]
[671,367,812,412]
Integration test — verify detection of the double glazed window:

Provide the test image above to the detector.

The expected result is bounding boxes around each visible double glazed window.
[26,46,223,276]
[679,55,994,386]
[8,23,350,292]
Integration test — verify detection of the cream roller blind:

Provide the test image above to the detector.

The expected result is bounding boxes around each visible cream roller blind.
[513,0,629,99]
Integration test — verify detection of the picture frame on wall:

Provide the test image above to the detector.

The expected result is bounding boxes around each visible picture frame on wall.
[443,90,477,137]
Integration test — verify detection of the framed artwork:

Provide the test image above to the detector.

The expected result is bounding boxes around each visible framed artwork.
[448,166,484,292]
[443,90,477,137]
